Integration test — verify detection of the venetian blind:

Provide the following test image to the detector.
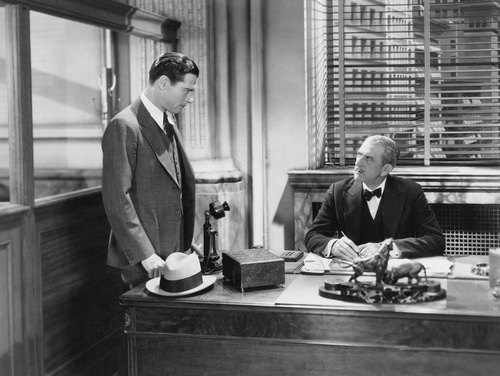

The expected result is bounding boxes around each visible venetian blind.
[306,0,330,168]
[325,0,500,166]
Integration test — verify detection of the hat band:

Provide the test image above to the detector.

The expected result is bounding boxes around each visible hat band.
[160,271,203,293]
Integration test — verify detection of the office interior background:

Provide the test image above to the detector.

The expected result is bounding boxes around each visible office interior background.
[1,0,499,375]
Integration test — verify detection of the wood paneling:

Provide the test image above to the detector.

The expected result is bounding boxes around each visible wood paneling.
[0,222,20,376]
[132,335,500,376]
[36,189,124,376]
[0,206,31,376]
[1,190,125,376]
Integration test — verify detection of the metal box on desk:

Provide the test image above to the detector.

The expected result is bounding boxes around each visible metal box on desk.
[222,249,285,291]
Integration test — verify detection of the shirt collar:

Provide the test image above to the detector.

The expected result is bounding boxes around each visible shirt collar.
[140,92,176,129]
[363,178,387,195]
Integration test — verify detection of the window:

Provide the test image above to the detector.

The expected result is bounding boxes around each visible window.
[1,0,179,204]
[30,11,105,198]
[324,0,500,166]
[0,6,7,202]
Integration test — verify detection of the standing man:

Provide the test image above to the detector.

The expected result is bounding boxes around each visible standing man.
[102,52,199,289]
[305,135,445,261]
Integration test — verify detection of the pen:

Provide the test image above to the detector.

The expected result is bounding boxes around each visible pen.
[341,231,361,256]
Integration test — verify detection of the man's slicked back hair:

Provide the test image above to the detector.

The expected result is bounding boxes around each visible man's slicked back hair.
[149,52,199,85]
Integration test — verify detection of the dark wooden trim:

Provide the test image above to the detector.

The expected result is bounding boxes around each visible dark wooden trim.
[3,0,131,31]
[5,8,42,375]
[0,204,30,221]
[128,7,180,43]
[6,2,34,206]
[3,0,181,42]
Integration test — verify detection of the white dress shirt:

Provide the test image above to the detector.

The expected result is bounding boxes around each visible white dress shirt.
[322,179,388,257]
[140,92,176,133]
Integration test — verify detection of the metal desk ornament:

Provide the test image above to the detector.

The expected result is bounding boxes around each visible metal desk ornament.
[201,200,230,274]
[319,238,446,304]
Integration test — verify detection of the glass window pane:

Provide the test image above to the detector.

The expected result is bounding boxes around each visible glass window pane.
[325,0,500,166]
[31,11,104,199]
[0,5,8,203]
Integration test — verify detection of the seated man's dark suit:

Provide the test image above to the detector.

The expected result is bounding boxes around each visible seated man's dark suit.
[305,175,445,258]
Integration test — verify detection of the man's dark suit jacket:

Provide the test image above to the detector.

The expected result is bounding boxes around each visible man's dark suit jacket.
[102,97,196,274]
[304,175,445,258]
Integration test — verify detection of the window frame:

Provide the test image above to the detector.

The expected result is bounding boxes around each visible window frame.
[2,0,179,205]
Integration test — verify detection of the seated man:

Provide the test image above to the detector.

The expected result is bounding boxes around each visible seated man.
[305,135,445,261]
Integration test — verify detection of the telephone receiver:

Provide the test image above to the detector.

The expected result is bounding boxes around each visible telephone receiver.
[202,200,230,273]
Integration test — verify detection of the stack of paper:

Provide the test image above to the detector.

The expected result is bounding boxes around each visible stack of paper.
[449,255,489,279]
[301,252,333,274]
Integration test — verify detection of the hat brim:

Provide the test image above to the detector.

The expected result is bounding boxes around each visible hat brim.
[146,275,216,297]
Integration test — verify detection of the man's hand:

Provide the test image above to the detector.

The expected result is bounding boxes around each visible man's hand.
[331,235,360,261]
[140,254,165,279]
[359,241,401,258]
[358,242,381,258]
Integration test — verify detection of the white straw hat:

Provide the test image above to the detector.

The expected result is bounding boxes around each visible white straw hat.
[146,252,216,297]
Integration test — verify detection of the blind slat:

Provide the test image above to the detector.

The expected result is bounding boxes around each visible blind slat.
[325,0,500,165]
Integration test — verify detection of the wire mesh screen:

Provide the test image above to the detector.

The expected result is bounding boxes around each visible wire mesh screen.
[430,204,500,256]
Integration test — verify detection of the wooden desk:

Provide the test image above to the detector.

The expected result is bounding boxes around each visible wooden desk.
[121,262,500,376]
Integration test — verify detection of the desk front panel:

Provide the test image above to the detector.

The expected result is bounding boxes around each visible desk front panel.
[121,274,500,376]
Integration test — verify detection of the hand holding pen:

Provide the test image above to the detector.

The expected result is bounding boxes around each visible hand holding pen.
[330,231,361,261]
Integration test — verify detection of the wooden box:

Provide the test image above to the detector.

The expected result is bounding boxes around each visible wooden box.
[222,249,285,291]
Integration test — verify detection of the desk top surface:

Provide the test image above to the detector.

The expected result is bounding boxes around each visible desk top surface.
[121,255,500,319]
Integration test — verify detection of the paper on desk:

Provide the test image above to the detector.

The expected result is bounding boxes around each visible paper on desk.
[303,252,453,277]
[307,253,453,277]
[449,255,489,279]
[302,252,332,272]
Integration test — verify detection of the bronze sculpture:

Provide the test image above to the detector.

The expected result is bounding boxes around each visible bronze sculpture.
[319,238,445,304]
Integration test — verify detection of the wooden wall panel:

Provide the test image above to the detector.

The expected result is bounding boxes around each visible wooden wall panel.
[0,207,28,376]
[0,238,15,376]
[35,190,125,376]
